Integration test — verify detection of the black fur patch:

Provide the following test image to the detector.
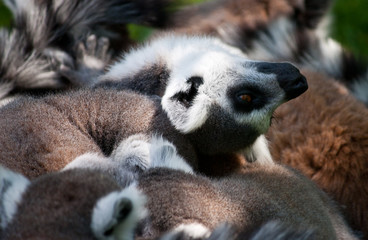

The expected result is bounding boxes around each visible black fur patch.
[96,64,170,97]
[171,76,204,108]
[227,84,269,113]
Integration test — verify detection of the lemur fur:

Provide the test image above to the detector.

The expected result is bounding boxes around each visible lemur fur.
[0,137,356,240]
[0,35,307,178]
[138,138,359,240]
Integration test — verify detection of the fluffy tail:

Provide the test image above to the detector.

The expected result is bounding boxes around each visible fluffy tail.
[0,0,171,100]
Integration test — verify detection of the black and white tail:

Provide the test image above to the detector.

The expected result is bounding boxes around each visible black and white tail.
[0,0,171,100]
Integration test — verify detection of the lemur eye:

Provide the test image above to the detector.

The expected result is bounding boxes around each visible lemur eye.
[238,94,252,103]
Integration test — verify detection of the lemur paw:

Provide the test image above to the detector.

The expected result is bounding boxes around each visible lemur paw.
[150,136,193,174]
[59,34,112,87]
[111,134,151,173]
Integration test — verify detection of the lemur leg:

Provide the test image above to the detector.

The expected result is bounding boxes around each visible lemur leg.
[149,136,194,174]
[63,153,136,187]
[111,134,152,174]
[65,134,152,187]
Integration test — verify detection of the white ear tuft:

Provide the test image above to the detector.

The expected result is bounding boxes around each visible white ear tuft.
[91,184,147,240]
[0,165,30,229]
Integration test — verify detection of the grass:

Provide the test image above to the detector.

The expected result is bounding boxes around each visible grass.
[331,0,368,60]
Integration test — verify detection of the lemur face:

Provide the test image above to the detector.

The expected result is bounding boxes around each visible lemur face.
[100,35,307,154]
[159,38,307,151]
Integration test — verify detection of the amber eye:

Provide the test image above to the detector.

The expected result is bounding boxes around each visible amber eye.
[238,94,252,103]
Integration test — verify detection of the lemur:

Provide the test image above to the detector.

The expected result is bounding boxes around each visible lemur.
[0,35,308,179]
[151,0,368,236]
[159,0,368,106]
[0,0,172,101]
[0,137,358,240]
[133,138,358,240]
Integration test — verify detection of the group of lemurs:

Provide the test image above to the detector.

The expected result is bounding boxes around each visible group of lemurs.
[0,0,367,239]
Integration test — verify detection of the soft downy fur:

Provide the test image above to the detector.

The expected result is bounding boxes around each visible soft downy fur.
[160,0,368,105]
[0,0,172,101]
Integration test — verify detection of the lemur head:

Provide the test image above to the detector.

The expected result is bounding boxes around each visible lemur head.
[100,35,307,155]
[0,166,146,240]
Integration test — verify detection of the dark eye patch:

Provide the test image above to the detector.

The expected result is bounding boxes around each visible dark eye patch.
[228,84,269,113]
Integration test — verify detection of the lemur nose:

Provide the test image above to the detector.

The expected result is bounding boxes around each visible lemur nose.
[256,62,308,100]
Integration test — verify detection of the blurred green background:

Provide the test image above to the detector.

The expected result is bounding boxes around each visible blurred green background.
[0,0,367,60]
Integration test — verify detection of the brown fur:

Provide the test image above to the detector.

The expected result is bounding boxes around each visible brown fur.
[0,89,197,179]
[161,0,331,47]
[166,0,302,35]
[267,70,368,237]
[137,163,357,240]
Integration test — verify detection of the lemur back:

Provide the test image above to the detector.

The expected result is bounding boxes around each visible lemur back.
[0,89,196,179]
[135,143,358,240]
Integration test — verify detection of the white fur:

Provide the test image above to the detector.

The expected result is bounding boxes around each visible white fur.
[244,135,274,165]
[303,37,343,79]
[91,184,147,240]
[150,136,193,174]
[162,223,211,240]
[3,0,36,17]
[103,34,246,82]
[247,18,298,61]
[0,166,30,229]
[110,134,151,170]
[246,17,345,80]
[351,71,368,105]
[63,152,112,171]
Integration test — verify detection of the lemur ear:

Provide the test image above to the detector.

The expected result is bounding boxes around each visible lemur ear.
[91,184,147,240]
[162,76,210,133]
[0,165,30,230]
